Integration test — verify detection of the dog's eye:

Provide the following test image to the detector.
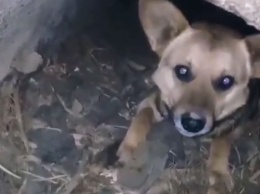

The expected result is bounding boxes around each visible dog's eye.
[174,65,192,82]
[215,75,234,91]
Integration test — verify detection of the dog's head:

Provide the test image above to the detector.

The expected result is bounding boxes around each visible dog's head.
[139,0,260,137]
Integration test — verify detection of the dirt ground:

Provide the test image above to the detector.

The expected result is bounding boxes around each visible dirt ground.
[0,0,260,193]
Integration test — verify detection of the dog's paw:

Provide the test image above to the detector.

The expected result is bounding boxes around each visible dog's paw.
[116,140,138,165]
[117,125,147,165]
[208,170,234,193]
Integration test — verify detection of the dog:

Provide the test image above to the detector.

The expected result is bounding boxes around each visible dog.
[117,0,260,193]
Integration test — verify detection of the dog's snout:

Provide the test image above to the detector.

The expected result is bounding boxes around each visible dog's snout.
[180,112,206,133]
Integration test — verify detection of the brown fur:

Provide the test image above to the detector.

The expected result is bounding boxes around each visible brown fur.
[117,0,260,193]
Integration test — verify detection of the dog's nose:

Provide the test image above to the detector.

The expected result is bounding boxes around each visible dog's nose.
[180,112,206,133]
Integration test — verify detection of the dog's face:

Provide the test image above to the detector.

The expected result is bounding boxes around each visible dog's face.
[139,0,260,137]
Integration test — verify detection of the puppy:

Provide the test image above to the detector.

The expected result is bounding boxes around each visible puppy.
[117,0,260,193]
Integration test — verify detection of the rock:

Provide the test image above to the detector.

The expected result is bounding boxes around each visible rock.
[0,0,75,81]
[12,52,43,74]
[207,0,260,31]
[27,128,78,164]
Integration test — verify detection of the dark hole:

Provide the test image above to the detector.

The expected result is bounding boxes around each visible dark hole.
[93,140,121,168]
[74,0,258,66]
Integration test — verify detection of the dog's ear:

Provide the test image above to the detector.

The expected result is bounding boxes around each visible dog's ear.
[139,0,189,56]
[244,34,260,78]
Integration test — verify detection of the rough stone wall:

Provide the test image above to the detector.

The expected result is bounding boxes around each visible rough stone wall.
[0,0,75,81]
[207,0,260,31]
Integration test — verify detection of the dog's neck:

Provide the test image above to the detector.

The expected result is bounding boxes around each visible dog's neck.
[154,79,260,138]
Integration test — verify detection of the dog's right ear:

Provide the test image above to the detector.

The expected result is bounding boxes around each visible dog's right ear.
[244,34,260,78]
[139,0,189,56]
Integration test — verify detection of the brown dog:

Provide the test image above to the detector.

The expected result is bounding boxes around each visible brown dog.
[117,0,260,193]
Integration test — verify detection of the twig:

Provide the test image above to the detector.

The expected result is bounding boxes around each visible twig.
[55,182,68,194]
[233,145,241,165]
[57,151,89,194]
[33,175,68,183]
[21,170,58,184]
[13,90,30,153]
[52,86,84,118]
[18,179,28,194]
[249,169,260,184]
[0,163,21,179]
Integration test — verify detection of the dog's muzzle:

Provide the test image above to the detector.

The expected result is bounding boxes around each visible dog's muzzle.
[154,79,260,138]
[155,96,213,137]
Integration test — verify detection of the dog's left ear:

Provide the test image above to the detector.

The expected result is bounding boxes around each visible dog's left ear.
[139,0,189,56]
[244,34,260,78]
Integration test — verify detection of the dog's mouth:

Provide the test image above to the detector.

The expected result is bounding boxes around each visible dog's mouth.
[155,95,247,138]
[155,98,214,137]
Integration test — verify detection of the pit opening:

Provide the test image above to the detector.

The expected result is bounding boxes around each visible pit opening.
[0,0,259,194]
